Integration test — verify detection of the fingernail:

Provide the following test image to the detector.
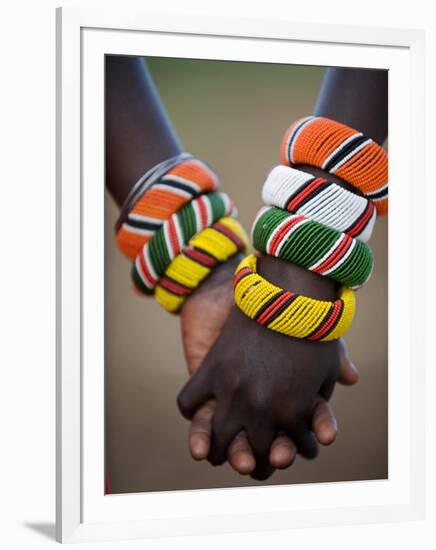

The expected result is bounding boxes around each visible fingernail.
[191,440,208,460]
[232,452,255,475]
[319,421,337,445]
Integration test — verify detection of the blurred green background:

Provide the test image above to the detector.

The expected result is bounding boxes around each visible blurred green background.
[105,57,388,494]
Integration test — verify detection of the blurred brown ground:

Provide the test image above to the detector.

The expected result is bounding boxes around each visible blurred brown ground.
[105,58,388,493]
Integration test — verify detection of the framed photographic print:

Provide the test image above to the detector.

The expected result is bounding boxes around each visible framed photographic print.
[56,6,426,543]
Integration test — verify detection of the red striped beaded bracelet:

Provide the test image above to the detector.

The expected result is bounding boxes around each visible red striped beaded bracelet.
[280,116,388,215]
[251,206,373,289]
[115,153,220,260]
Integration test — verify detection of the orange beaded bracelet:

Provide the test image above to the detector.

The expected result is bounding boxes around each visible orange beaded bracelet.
[280,116,388,215]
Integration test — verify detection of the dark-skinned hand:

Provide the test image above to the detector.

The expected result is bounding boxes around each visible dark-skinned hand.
[180,254,358,479]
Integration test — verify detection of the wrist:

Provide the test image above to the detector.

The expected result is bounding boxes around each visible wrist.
[257,255,337,302]
[234,255,354,341]
[181,255,244,375]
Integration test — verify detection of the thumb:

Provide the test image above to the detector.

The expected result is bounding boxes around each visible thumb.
[177,359,215,419]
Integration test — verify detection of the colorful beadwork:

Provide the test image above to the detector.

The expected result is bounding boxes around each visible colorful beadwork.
[233,255,355,341]
[280,116,388,215]
[251,206,373,289]
[116,156,220,259]
[132,192,236,294]
[154,217,249,312]
[262,165,376,242]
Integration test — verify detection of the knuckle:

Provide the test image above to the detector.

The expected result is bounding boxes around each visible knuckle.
[218,368,242,393]
[246,388,271,413]
[176,392,192,418]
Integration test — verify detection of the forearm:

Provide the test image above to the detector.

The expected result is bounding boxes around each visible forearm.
[106,56,243,317]
[105,56,182,206]
[314,67,388,145]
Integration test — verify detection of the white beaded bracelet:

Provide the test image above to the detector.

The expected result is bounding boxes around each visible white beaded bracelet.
[261,165,376,242]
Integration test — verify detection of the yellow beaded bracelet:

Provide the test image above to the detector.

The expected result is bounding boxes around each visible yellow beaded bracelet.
[155,217,249,313]
[233,255,355,341]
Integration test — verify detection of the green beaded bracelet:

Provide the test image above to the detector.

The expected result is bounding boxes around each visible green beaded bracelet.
[132,192,235,294]
[252,206,373,289]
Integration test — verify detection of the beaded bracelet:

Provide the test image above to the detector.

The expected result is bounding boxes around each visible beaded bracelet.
[262,165,376,242]
[115,153,220,260]
[252,206,373,289]
[154,217,249,313]
[233,255,355,341]
[280,116,388,215]
[132,192,236,294]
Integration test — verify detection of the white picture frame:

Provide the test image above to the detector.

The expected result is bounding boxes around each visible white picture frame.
[56,6,426,543]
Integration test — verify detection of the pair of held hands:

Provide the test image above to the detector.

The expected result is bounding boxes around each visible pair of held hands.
[178,254,359,480]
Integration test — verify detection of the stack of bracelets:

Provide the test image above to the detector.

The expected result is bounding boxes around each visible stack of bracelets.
[233,116,388,341]
[116,117,387,340]
[115,152,249,313]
